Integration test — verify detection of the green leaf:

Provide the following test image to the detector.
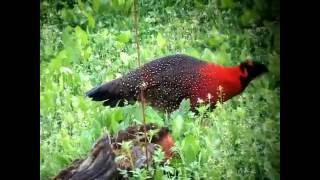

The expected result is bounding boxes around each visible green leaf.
[77,0,85,11]
[48,50,68,72]
[216,50,229,65]
[111,108,123,122]
[209,35,224,47]
[240,9,260,26]
[60,67,73,74]
[75,26,88,46]
[270,54,280,77]
[220,0,235,9]
[141,47,154,60]
[56,154,69,167]
[92,0,101,12]
[118,0,125,6]
[273,26,280,53]
[62,26,75,48]
[84,47,92,60]
[92,119,102,137]
[254,0,268,12]
[61,135,73,153]
[116,31,131,43]
[71,96,80,108]
[133,105,143,122]
[80,130,93,150]
[179,99,191,113]
[201,48,215,60]
[172,114,184,140]
[181,134,200,164]
[120,52,130,66]
[185,48,200,58]
[154,169,164,180]
[156,33,167,49]
[61,9,76,24]
[110,119,119,134]
[207,27,225,48]
[66,46,80,64]
[145,107,164,126]
[86,13,96,29]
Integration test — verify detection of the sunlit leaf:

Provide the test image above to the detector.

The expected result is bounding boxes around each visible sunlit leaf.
[145,107,164,126]
[116,31,131,43]
[179,99,191,113]
[185,48,200,58]
[172,114,184,140]
[86,13,96,29]
[157,33,167,49]
[120,52,130,66]
[75,26,88,46]
[201,48,215,60]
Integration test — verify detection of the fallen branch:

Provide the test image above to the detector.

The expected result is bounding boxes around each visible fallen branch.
[53,124,174,180]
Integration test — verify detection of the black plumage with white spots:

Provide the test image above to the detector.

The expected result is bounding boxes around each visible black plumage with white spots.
[86,54,205,112]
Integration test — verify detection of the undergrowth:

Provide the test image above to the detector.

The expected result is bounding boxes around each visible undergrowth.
[40,0,280,179]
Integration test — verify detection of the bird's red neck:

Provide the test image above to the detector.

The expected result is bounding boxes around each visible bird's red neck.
[191,64,247,108]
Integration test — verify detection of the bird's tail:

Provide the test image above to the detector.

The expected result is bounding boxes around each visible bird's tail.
[85,80,129,107]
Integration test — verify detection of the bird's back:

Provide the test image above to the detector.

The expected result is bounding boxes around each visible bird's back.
[86,54,208,111]
[139,54,207,111]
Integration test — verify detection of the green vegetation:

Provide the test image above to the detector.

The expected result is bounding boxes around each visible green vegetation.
[40,0,280,179]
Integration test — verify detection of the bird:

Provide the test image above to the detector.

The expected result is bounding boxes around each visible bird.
[86,54,268,112]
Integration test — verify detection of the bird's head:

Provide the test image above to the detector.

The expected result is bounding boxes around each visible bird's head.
[239,60,268,88]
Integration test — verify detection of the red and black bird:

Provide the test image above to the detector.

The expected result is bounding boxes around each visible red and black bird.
[86,54,268,112]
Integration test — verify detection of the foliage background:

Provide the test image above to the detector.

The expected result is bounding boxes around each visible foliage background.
[40,0,280,179]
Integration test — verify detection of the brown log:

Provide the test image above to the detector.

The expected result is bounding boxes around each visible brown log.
[53,134,117,180]
[53,124,174,180]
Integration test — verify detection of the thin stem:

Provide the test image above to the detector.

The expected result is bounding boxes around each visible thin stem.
[133,0,149,169]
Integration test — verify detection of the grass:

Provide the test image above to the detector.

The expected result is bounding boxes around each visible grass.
[40,0,280,179]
